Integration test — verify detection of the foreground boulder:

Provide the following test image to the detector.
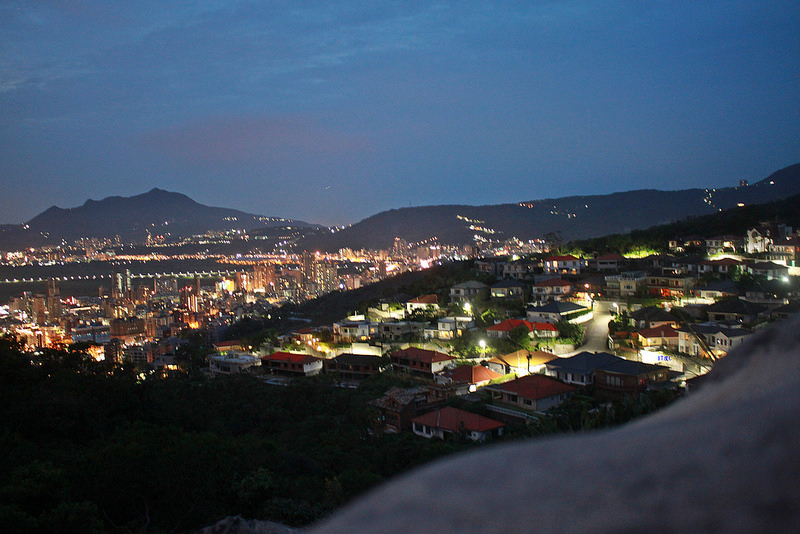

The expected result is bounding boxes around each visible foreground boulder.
[310,317,800,533]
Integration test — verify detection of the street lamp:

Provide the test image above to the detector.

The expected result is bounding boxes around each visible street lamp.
[479,339,486,359]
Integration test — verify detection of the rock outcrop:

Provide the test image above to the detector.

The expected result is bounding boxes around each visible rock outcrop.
[310,317,800,533]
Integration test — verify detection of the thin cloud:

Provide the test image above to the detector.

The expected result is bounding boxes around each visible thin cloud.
[139,115,375,165]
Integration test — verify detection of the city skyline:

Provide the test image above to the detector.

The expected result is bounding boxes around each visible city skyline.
[2,1,799,226]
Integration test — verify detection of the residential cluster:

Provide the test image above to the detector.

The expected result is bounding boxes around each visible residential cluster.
[1,218,798,442]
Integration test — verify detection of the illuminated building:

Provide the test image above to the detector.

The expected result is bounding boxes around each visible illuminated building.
[179,286,199,313]
[31,294,47,325]
[46,278,61,320]
[208,351,261,375]
[312,261,338,294]
[112,269,132,299]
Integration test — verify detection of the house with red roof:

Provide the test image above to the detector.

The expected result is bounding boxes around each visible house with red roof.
[411,406,505,442]
[370,386,442,433]
[213,340,245,352]
[544,255,586,275]
[260,351,322,377]
[486,318,534,339]
[532,278,573,303]
[290,327,327,347]
[406,294,440,314]
[485,374,576,413]
[391,347,456,379]
[435,364,502,394]
[636,325,680,350]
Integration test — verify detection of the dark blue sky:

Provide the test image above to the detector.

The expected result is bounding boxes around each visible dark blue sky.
[2,1,799,226]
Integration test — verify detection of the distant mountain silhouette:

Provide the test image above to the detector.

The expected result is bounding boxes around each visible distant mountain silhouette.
[0,188,317,249]
[1,164,798,251]
[298,163,800,251]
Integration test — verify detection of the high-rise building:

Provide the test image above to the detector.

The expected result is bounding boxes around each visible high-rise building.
[179,286,199,313]
[313,261,339,294]
[33,294,47,325]
[112,269,132,299]
[252,263,276,292]
[302,251,314,286]
[45,278,61,320]
[393,237,408,259]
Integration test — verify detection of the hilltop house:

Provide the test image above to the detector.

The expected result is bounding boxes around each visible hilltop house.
[333,318,380,343]
[544,351,621,386]
[412,406,505,442]
[705,298,768,324]
[526,301,589,324]
[475,258,536,280]
[260,351,322,377]
[370,386,440,433]
[704,235,741,255]
[324,353,384,381]
[677,323,752,359]
[406,294,440,314]
[636,325,680,350]
[544,255,586,275]
[767,235,800,266]
[423,316,474,340]
[450,281,489,304]
[699,258,742,275]
[745,223,792,254]
[485,349,556,376]
[646,274,695,299]
[208,351,261,375]
[532,278,573,303]
[486,318,534,339]
[545,351,669,394]
[591,253,627,272]
[435,364,502,394]
[746,261,790,281]
[484,374,575,412]
[490,280,527,299]
[605,271,648,298]
[593,359,671,399]
[630,307,679,330]
[391,347,456,379]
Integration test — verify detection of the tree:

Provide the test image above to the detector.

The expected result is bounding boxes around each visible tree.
[543,231,563,254]
[556,320,584,345]
[508,325,532,350]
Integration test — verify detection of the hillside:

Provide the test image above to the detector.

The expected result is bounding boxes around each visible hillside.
[568,191,800,255]
[1,164,798,252]
[0,188,317,249]
[298,163,800,251]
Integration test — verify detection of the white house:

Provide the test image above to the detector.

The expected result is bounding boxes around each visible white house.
[544,255,586,275]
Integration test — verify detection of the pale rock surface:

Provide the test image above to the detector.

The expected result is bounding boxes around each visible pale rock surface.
[310,316,800,533]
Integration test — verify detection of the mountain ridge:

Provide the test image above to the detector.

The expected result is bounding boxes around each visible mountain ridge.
[297,163,800,251]
[0,188,318,249]
[1,163,798,251]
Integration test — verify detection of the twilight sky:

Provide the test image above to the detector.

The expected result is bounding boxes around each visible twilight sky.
[1,1,799,226]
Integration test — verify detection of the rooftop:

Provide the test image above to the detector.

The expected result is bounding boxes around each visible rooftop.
[412,406,505,433]
[488,374,576,400]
